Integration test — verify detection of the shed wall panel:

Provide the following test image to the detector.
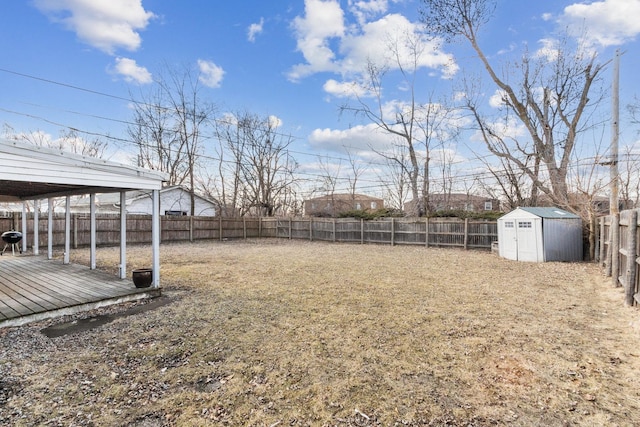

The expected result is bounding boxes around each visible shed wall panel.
[542,218,583,261]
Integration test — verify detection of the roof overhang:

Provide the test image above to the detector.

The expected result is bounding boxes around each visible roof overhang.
[0,138,168,202]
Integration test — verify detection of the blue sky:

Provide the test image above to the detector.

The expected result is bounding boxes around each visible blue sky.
[1,0,640,198]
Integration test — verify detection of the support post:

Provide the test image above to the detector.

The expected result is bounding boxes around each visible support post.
[464,218,469,250]
[64,196,70,264]
[90,193,96,270]
[189,216,194,242]
[33,200,39,255]
[425,217,430,247]
[243,217,247,240]
[47,198,53,260]
[119,191,127,279]
[152,189,161,288]
[332,218,336,242]
[625,210,638,306]
[391,218,395,246]
[309,217,313,241]
[611,213,620,287]
[361,218,364,244]
[21,202,27,253]
[599,216,605,265]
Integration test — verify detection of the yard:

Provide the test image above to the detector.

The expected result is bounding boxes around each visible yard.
[1,240,639,426]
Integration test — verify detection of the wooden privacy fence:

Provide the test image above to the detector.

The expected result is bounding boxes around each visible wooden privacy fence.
[599,209,640,307]
[0,213,497,251]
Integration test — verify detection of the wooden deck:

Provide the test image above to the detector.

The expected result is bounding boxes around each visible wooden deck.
[0,254,160,328]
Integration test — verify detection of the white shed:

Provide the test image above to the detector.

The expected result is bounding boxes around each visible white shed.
[497,207,583,262]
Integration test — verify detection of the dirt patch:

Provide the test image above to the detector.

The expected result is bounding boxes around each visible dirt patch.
[41,296,175,338]
[1,239,639,426]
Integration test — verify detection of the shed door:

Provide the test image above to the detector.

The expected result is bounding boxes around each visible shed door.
[501,220,518,260]
[515,219,539,262]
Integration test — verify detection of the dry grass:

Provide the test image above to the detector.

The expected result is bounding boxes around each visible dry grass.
[1,239,640,426]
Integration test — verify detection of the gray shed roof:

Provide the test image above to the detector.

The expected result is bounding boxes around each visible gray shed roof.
[516,207,580,219]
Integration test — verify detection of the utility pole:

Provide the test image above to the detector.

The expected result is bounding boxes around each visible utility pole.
[610,48,620,216]
[608,49,620,285]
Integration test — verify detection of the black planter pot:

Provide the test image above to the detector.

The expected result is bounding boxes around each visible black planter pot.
[132,268,153,288]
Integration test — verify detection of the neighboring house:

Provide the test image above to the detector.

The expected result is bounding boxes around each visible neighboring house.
[404,193,500,215]
[304,193,384,217]
[70,186,217,216]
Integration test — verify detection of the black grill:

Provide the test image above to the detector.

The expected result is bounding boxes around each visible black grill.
[1,231,22,256]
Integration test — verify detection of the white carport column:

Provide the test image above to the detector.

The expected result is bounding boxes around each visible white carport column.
[33,200,39,255]
[64,196,70,264]
[21,202,27,253]
[152,189,160,288]
[90,193,96,270]
[47,198,53,260]
[119,191,127,280]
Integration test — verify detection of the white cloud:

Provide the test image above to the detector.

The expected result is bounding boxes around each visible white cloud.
[488,89,507,108]
[309,123,391,153]
[561,0,640,47]
[470,115,526,145]
[289,0,346,81]
[33,0,155,55]
[198,59,225,88]
[268,115,283,129]
[323,79,369,98]
[342,14,457,76]
[112,57,152,84]
[534,37,560,62]
[348,0,390,25]
[288,1,457,85]
[248,17,264,42]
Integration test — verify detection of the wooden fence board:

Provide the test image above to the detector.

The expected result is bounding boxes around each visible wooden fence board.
[600,209,640,307]
[2,212,498,251]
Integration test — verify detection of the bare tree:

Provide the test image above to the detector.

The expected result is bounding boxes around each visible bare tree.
[346,150,365,200]
[619,145,640,209]
[377,142,411,212]
[128,65,215,215]
[421,0,608,211]
[4,125,108,158]
[128,86,187,186]
[341,30,458,217]
[160,66,216,215]
[214,112,298,216]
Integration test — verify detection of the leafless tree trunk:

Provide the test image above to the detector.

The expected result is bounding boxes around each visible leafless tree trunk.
[421,0,608,210]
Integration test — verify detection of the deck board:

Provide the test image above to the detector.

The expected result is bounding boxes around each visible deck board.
[0,254,160,327]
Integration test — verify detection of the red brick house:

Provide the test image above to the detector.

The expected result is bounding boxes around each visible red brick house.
[304,193,384,217]
[404,193,500,215]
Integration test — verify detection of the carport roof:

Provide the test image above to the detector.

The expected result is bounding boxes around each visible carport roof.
[0,138,168,202]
